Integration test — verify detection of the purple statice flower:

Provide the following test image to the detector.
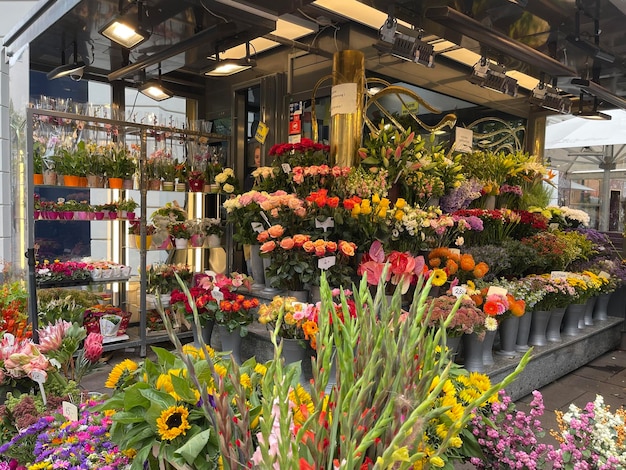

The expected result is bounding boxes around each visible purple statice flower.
[440,178,483,213]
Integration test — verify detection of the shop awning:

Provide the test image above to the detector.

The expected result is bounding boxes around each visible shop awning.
[545,110,626,149]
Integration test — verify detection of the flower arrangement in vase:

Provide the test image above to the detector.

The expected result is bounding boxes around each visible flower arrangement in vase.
[256,295,318,347]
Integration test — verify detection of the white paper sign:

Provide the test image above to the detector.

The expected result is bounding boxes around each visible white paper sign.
[62,401,79,421]
[486,286,508,297]
[31,371,47,405]
[212,286,224,302]
[315,217,335,232]
[3,333,15,346]
[599,270,611,279]
[318,256,336,270]
[550,271,569,280]
[452,286,467,298]
[251,222,264,233]
[331,83,358,116]
[281,163,292,173]
[448,248,461,256]
[454,127,473,153]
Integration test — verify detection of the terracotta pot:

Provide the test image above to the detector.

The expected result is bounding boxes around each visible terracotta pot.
[123,179,134,189]
[87,175,104,188]
[108,177,123,189]
[42,170,57,186]
[64,175,80,187]
[148,179,161,190]
[33,174,44,185]
[78,176,88,187]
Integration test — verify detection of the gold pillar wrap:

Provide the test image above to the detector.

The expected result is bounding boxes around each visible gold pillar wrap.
[330,50,364,167]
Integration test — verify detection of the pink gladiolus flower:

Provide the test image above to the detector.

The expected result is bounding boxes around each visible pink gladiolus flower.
[84,333,103,363]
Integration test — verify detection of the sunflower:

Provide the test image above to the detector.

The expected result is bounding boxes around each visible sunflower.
[431,269,447,287]
[156,405,192,441]
[105,359,139,389]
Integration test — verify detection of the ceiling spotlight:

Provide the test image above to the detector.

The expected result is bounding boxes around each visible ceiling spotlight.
[557,77,626,110]
[530,83,572,114]
[47,41,86,81]
[375,15,435,67]
[99,1,150,49]
[467,58,518,97]
[205,42,256,77]
[576,94,611,120]
[139,65,172,101]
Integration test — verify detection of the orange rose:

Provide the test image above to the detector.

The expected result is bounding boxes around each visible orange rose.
[313,239,326,248]
[429,257,442,268]
[302,240,315,253]
[256,231,269,243]
[267,224,285,238]
[338,240,355,257]
[280,237,295,250]
[293,234,309,247]
[327,197,339,208]
[315,247,326,257]
[260,241,277,254]
[326,241,337,253]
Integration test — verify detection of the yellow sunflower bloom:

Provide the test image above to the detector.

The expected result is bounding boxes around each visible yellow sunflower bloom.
[156,405,192,441]
[105,359,139,389]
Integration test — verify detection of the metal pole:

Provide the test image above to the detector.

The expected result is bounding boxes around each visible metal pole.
[599,145,615,231]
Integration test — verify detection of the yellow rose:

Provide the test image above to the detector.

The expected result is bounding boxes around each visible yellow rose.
[223,183,235,193]
[394,210,404,221]
[394,198,406,209]
[351,205,361,217]
[361,205,372,215]
[429,456,445,467]
[372,193,380,204]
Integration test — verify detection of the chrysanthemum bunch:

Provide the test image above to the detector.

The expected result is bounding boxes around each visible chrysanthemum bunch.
[425,294,487,338]
[427,247,489,285]
[386,201,434,254]
[551,395,626,469]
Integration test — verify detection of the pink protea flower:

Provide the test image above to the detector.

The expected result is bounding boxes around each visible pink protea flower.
[37,320,72,353]
[84,333,103,363]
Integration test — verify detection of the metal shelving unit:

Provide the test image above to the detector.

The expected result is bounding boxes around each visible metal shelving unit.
[25,108,230,356]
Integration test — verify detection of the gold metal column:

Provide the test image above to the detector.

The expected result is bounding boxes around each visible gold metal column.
[330,50,364,167]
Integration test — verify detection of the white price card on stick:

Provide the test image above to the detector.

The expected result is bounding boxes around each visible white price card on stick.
[281,163,292,173]
[315,217,335,232]
[486,286,507,297]
[452,286,467,298]
[550,271,569,280]
[318,256,336,270]
[251,222,264,233]
[62,401,79,422]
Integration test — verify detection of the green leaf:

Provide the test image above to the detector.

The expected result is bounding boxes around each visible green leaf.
[170,373,199,403]
[140,387,177,411]
[124,382,152,410]
[361,156,380,166]
[152,346,178,369]
[175,428,214,464]
[111,410,148,424]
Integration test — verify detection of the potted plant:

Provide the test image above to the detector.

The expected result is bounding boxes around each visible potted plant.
[86,148,106,187]
[169,221,192,249]
[117,198,139,219]
[203,218,224,247]
[128,221,156,249]
[105,146,136,188]
[159,158,178,190]
[188,219,206,247]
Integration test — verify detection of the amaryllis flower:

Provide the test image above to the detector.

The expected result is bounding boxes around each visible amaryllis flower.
[84,333,103,363]
[37,319,72,353]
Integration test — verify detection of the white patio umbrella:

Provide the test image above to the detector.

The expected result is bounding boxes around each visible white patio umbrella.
[545,109,626,149]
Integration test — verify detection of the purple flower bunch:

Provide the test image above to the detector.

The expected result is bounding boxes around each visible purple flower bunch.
[0,399,129,469]
[440,178,483,213]
[470,390,553,469]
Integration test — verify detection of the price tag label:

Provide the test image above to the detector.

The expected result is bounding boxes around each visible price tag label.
[3,333,14,346]
[31,370,46,384]
[549,223,560,230]
[452,286,467,298]
[255,122,269,144]
[486,286,508,297]
[260,211,271,226]
[251,222,264,233]
[448,248,461,256]
[62,401,79,422]
[318,256,336,270]
[599,270,611,279]
[212,286,224,302]
[281,163,292,174]
[315,217,335,232]
[550,271,569,280]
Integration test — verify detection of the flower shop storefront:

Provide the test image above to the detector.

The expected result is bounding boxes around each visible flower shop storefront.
[4,0,626,468]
